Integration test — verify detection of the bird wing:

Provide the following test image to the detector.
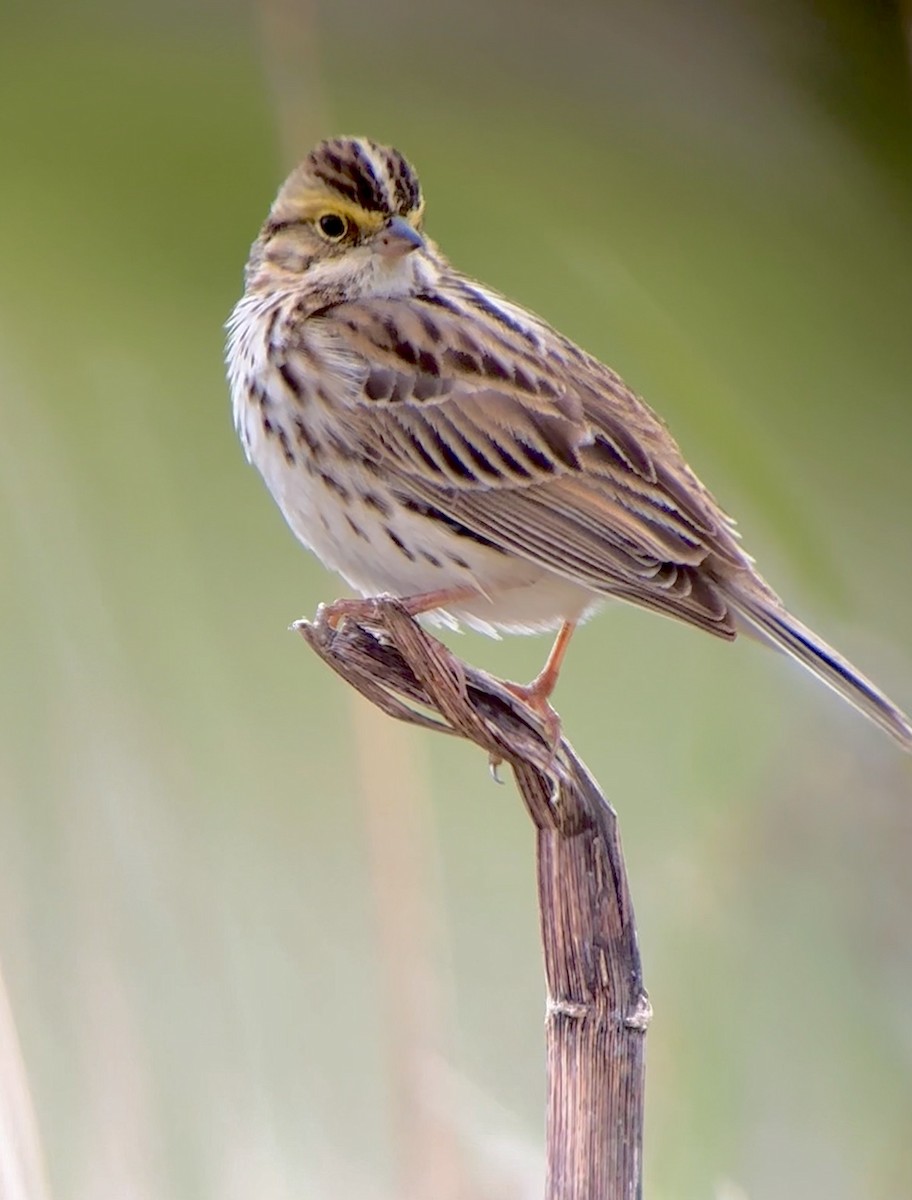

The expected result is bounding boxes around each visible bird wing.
[300,282,750,635]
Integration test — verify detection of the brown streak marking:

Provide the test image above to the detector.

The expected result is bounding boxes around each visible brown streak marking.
[278,362,305,400]
[327,435,358,463]
[419,292,460,315]
[277,428,295,465]
[293,418,319,457]
[265,307,279,345]
[516,439,556,473]
[444,348,479,374]
[512,364,535,392]
[418,311,442,342]
[481,352,510,382]
[489,438,532,478]
[320,472,350,500]
[395,495,508,553]
[345,515,369,541]
[362,492,391,516]
[364,370,394,402]
[385,527,416,561]
[394,339,418,366]
[430,430,477,482]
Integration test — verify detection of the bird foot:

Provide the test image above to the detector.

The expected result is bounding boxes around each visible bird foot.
[316,586,479,630]
[316,594,388,630]
[502,679,563,758]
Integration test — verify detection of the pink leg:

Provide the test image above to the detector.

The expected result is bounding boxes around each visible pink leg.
[504,620,577,747]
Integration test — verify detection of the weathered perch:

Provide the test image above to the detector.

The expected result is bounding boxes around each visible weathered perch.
[297,599,650,1200]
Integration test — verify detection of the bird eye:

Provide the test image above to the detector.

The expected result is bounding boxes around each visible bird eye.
[317,213,349,241]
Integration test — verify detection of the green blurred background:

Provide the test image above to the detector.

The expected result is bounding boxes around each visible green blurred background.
[1,1,911,1196]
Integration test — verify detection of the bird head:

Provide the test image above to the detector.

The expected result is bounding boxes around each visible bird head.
[246,137,437,303]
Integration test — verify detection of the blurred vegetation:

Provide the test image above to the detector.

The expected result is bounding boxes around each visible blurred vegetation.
[1,1,911,1197]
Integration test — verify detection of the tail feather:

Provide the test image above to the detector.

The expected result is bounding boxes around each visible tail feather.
[726,588,912,751]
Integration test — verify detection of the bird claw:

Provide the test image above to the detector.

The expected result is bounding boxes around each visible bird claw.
[502,681,563,754]
[315,595,387,630]
[315,586,481,631]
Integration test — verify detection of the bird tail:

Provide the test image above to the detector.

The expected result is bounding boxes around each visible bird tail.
[725,585,912,751]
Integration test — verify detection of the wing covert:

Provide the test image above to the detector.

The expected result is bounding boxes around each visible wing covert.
[293,288,746,628]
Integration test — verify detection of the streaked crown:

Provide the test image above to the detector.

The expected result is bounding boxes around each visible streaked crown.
[268,137,424,230]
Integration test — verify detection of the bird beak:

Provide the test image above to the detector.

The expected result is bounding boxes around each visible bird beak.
[377,216,425,259]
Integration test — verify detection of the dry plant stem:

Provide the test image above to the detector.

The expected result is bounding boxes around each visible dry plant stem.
[297,600,650,1200]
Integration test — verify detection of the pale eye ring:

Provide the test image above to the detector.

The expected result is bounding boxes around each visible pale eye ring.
[317,212,349,241]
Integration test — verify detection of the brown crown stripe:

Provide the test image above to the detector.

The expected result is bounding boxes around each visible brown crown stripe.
[306,140,421,216]
[388,154,421,211]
